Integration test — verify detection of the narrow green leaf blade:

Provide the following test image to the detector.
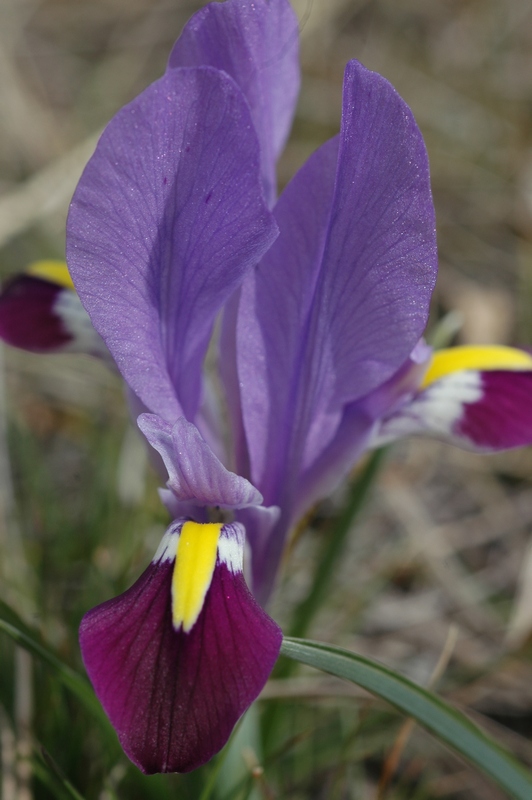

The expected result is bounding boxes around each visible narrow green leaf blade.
[39,746,88,800]
[288,448,386,642]
[281,637,532,799]
[0,618,107,725]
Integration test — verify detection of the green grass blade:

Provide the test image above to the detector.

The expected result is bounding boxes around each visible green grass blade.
[39,747,87,800]
[288,448,386,642]
[264,450,386,750]
[281,637,532,799]
[32,759,78,800]
[0,617,107,725]
[0,598,37,634]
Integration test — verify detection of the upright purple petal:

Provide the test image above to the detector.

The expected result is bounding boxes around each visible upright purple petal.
[237,61,437,597]
[237,137,340,495]
[138,414,263,509]
[169,0,300,206]
[240,61,436,494]
[219,289,251,477]
[80,522,282,774]
[67,66,277,425]
[308,60,437,407]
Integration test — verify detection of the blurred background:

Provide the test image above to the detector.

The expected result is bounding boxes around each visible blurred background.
[2,0,532,798]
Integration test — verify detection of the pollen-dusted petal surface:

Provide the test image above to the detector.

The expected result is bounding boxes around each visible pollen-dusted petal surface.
[374,369,532,452]
[79,523,282,774]
[67,66,277,424]
[138,414,263,508]
[168,0,299,206]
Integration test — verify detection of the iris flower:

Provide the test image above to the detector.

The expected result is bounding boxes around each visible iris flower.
[3,0,532,776]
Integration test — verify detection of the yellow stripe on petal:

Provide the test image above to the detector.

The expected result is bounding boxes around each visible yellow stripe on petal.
[422,345,532,389]
[172,521,222,633]
[27,260,75,291]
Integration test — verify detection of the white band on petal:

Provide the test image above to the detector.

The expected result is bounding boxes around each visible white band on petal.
[374,370,483,446]
[218,523,245,574]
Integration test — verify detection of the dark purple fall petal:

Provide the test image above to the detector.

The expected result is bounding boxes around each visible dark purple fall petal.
[79,546,282,773]
[0,275,106,357]
[168,0,299,206]
[373,370,532,452]
[67,66,277,425]
[138,414,263,508]
[0,275,71,351]
[457,371,532,451]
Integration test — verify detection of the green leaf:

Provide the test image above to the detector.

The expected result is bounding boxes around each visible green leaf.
[288,448,386,642]
[0,616,108,726]
[281,637,532,799]
[38,746,87,800]
[264,450,386,750]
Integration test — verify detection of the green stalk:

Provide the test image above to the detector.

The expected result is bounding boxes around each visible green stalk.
[288,448,386,647]
[263,448,386,751]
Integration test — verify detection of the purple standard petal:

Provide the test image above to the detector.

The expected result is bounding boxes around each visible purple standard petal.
[0,275,106,357]
[240,63,436,492]
[79,522,282,774]
[169,0,299,206]
[219,289,251,478]
[318,61,437,405]
[250,344,432,600]
[237,137,340,496]
[138,413,263,509]
[67,66,277,425]
[295,343,431,519]
[237,62,436,598]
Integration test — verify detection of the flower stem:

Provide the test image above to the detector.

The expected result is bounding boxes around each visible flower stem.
[287,447,387,646]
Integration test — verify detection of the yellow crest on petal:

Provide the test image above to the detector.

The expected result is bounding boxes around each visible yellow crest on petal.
[172,521,222,633]
[27,260,75,291]
[422,345,532,389]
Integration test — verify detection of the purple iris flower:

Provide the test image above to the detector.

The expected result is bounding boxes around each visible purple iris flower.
[2,0,528,777]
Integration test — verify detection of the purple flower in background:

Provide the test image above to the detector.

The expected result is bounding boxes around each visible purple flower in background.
[3,0,532,777]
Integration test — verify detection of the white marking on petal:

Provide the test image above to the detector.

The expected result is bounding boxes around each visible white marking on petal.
[152,522,183,564]
[373,371,483,446]
[53,291,108,356]
[152,520,246,573]
[218,523,244,574]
